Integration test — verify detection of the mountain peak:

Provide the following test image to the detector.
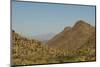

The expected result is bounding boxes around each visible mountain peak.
[74,20,89,27]
[64,27,71,32]
[73,20,94,30]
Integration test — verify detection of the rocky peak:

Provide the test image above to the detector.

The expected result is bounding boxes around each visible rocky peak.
[63,27,71,32]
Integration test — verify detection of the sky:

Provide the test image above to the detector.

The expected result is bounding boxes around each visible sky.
[12,1,96,36]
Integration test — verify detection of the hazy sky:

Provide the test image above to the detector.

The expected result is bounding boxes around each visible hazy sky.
[12,1,96,36]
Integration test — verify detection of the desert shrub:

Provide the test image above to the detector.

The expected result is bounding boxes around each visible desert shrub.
[12,31,96,65]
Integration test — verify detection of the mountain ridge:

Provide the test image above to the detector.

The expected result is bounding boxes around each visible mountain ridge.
[47,20,95,51]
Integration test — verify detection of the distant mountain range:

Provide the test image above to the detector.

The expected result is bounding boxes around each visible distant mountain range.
[32,33,56,42]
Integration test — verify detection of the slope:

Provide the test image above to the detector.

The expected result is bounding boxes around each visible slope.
[47,20,95,52]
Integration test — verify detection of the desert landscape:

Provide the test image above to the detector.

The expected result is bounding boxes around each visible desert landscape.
[12,20,96,65]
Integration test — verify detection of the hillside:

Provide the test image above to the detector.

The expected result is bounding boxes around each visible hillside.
[47,20,96,61]
[12,30,69,65]
[47,20,95,51]
[76,31,96,61]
